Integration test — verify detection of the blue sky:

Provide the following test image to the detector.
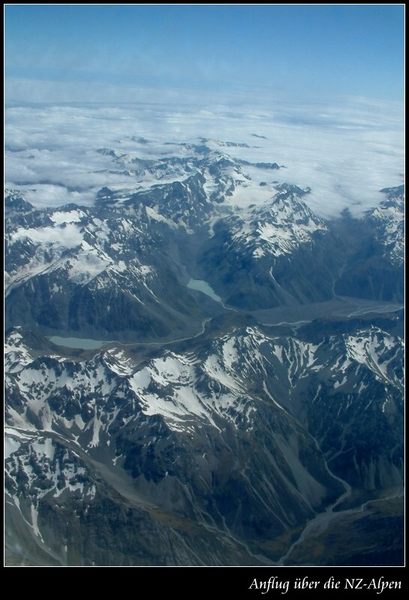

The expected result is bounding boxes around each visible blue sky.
[5,4,404,103]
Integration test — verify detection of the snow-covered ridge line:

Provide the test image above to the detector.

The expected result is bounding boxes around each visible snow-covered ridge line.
[5,324,403,438]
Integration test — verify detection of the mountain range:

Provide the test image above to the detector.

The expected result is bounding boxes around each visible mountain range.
[5,137,404,566]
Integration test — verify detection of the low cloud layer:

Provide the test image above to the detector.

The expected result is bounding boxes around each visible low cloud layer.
[5,94,403,218]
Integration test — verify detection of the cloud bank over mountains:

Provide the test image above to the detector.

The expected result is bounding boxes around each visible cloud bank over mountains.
[5,94,403,218]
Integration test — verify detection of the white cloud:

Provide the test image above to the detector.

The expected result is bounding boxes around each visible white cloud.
[15,185,95,209]
[5,92,403,217]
